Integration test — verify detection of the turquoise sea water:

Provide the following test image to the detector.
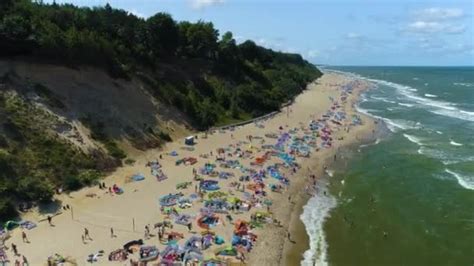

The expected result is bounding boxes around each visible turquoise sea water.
[302,66,474,266]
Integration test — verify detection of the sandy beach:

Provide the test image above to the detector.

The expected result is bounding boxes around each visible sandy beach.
[1,72,376,265]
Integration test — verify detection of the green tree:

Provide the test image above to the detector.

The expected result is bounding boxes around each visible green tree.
[146,13,179,56]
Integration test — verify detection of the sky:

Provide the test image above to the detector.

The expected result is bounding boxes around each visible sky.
[44,0,474,66]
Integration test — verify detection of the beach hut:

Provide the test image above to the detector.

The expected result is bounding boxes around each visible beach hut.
[185,136,195,145]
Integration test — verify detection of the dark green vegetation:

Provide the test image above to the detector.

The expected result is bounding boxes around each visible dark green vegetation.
[0,92,110,219]
[0,0,322,219]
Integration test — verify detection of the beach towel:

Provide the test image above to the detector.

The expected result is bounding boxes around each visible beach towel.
[132,174,145,182]
[19,220,37,230]
[108,249,127,261]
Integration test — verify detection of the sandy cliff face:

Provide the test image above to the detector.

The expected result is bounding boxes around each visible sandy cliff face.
[0,60,191,156]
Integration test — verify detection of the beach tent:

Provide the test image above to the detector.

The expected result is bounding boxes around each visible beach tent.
[200,180,220,191]
[185,236,202,250]
[197,213,220,229]
[233,220,249,235]
[185,136,195,145]
[203,258,225,266]
[184,248,203,263]
[215,246,238,257]
[108,249,128,262]
[139,246,159,262]
[159,193,183,206]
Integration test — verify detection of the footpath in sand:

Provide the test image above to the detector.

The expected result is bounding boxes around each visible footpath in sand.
[1,73,375,265]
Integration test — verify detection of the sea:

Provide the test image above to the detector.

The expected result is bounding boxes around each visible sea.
[301,66,474,266]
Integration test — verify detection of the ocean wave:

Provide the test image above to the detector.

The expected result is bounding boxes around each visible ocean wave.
[460,110,474,116]
[430,109,474,122]
[370,96,396,104]
[418,146,474,165]
[360,138,381,148]
[424,93,438,98]
[445,169,474,190]
[329,69,474,123]
[301,189,337,266]
[362,77,474,123]
[403,134,423,146]
[453,82,474,87]
[450,140,463,146]
[436,131,443,135]
[356,104,411,133]
[388,119,422,131]
[385,119,416,132]
[398,102,414,107]
[412,77,419,80]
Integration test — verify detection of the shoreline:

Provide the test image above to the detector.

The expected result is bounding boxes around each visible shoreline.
[247,75,378,266]
[3,72,375,265]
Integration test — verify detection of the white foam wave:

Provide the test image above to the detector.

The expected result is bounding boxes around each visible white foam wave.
[361,77,474,122]
[301,189,337,266]
[328,68,474,123]
[445,169,474,190]
[453,82,474,87]
[403,134,423,146]
[370,96,396,104]
[460,110,474,116]
[450,140,463,146]
[418,147,474,165]
[359,138,381,148]
[436,131,443,135]
[430,109,474,122]
[424,93,438,98]
[412,77,419,80]
[398,102,414,107]
[356,105,408,133]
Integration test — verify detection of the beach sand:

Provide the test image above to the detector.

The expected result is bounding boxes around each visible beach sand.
[2,72,375,265]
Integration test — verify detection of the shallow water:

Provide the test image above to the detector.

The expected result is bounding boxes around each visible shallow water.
[303,66,474,266]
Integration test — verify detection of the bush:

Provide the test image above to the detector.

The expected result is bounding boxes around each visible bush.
[103,140,126,160]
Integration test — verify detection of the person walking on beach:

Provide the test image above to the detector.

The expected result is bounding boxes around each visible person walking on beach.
[11,243,18,256]
[110,227,114,238]
[47,215,52,226]
[144,225,150,239]
[158,230,163,242]
[84,228,92,240]
[21,231,29,243]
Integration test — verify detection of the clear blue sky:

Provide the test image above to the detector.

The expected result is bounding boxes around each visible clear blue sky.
[45,0,474,66]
